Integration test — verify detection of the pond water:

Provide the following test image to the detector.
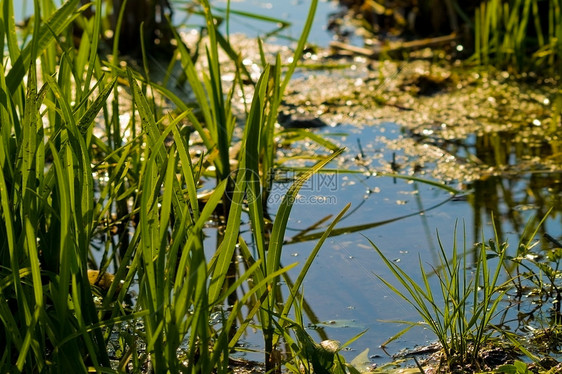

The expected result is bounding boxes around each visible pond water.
[234,120,562,364]
[255,123,474,358]
[185,0,341,46]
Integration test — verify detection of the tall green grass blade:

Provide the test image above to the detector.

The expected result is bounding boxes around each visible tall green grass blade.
[16,52,45,373]
[83,0,102,88]
[45,65,113,365]
[215,30,253,83]
[111,0,128,63]
[2,0,20,62]
[199,0,231,182]
[127,69,192,219]
[212,6,291,27]
[43,73,95,250]
[137,140,164,368]
[6,0,83,94]
[165,23,223,172]
[279,0,318,95]
[171,124,199,220]
[266,148,344,277]
[244,67,270,265]
[281,203,351,319]
[282,129,341,152]
[260,148,343,369]
[77,77,117,134]
[271,203,352,349]
[207,169,245,304]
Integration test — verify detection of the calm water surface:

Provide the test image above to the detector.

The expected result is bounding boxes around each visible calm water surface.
[238,122,562,362]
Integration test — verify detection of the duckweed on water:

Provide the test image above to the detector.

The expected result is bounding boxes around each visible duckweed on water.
[277,56,561,183]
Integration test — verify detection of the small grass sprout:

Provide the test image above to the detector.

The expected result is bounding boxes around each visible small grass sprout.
[370,222,509,371]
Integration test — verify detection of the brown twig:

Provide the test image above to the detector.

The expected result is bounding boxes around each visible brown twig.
[330,33,460,59]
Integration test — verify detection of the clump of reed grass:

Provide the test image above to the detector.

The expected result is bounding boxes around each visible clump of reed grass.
[370,223,508,371]
[473,0,562,72]
[0,0,353,372]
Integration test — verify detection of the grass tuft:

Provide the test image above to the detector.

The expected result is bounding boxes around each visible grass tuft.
[370,221,508,371]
